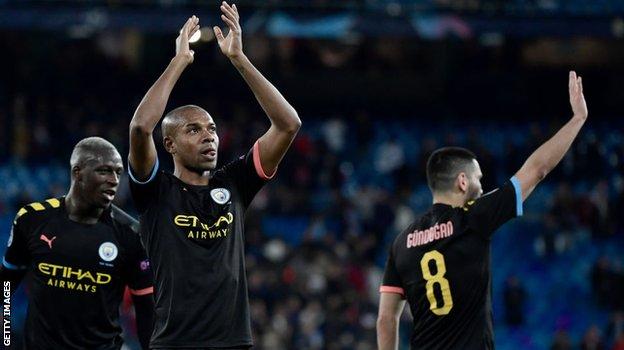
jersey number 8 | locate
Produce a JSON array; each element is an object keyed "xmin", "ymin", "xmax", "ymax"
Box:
[{"xmin": 420, "ymin": 250, "xmax": 453, "ymax": 316}]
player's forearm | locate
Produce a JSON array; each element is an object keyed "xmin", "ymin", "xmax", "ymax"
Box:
[
  {"xmin": 521, "ymin": 116, "xmax": 586, "ymax": 180},
  {"xmin": 130, "ymin": 56, "xmax": 189, "ymax": 134},
  {"xmin": 230, "ymin": 55, "xmax": 301, "ymax": 133},
  {"xmin": 377, "ymin": 318, "xmax": 400, "ymax": 350}
]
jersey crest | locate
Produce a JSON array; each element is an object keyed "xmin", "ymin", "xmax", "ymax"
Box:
[
  {"xmin": 210, "ymin": 188, "xmax": 231, "ymax": 205},
  {"xmin": 98, "ymin": 242, "xmax": 119, "ymax": 262}
]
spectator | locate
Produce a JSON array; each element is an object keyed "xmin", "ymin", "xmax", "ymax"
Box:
[
  {"xmin": 2, "ymin": 25, "xmax": 624, "ymax": 350},
  {"xmin": 580, "ymin": 325, "xmax": 605, "ymax": 350},
  {"xmin": 606, "ymin": 311, "xmax": 624, "ymax": 346},
  {"xmin": 551, "ymin": 330, "xmax": 573, "ymax": 350},
  {"xmin": 592, "ymin": 256, "xmax": 614, "ymax": 308},
  {"xmin": 503, "ymin": 275, "xmax": 526, "ymax": 326},
  {"xmin": 613, "ymin": 334, "xmax": 624, "ymax": 350}
]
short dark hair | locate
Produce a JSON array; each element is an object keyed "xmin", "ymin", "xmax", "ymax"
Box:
[
  {"xmin": 70, "ymin": 137, "xmax": 119, "ymax": 168},
  {"xmin": 426, "ymin": 147, "xmax": 477, "ymax": 193}
]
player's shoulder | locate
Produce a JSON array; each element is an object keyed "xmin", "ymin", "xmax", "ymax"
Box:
[
  {"xmin": 158, "ymin": 170, "xmax": 178, "ymax": 187},
  {"xmin": 130, "ymin": 167, "xmax": 169, "ymax": 187},
  {"xmin": 392, "ymin": 216, "xmax": 425, "ymax": 250},
  {"xmin": 393, "ymin": 206, "xmax": 456, "ymax": 248},
  {"xmin": 109, "ymin": 205, "xmax": 140, "ymax": 234},
  {"xmin": 461, "ymin": 199, "xmax": 478, "ymax": 212},
  {"xmin": 137, "ymin": 170, "xmax": 177, "ymax": 196},
  {"xmin": 462, "ymin": 182, "xmax": 514, "ymax": 213},
  {"xmin": 216, "ymin": 154, "xmax": 245, "ymax": 174},
  {"xmin": 13, "ymin": 197, "xmax": 63, "ymax": 226},
  {"xmin": 106, "ymin": 206, "xmax": 148, "ymax": 256},
  {"xmin": 210, "ymin": 157, "xmax": 247, "ymax": 187}
]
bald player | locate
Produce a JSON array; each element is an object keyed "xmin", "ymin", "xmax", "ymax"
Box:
[
  {"xmin": 1, "ymin": 137, "xmax": 154, "ymax": 349},
  {"xmin": 127, "ymin": 6, "xmax": 300, "ymax": 349}
]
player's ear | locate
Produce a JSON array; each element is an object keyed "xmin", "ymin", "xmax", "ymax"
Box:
[
  {"xmin": 457, "ymin": 172, "xmax": 469, "ymax": 193},
  {"xmin": 163, "ymin": 136, "xmax": 176, "ymax": 155}
]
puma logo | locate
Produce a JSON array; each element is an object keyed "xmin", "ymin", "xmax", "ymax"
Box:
[{"xmin": 40, "ymin": 234, "xmax": 57, "ymax": 249}]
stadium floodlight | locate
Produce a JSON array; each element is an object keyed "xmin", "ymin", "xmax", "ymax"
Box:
[{"xmin": 199, "ymin": 27, "xmax": 215, "ymax": 42}]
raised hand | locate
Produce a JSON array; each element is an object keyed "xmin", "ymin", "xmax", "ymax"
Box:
[
  {"xmin": 176, "ymin": 16, "xmax": 200, "ymax": 64},
  {"xmin": 213, "ymin": 2, "xmax": 243, "ymax": 60},
  {"xmin": 569, "ymin": 71, "xmax": 588, "ymax": 120}
]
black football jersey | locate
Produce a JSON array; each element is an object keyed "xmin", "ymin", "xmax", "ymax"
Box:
[
  {"xmin": 128, "ymin": 141, "xmax": 271, "ymax": 349},
  {"xmin": 381, "ymin": 178, "xmax": 523, "ymax": 350},
  {"xmin": 2, "ymin": 198, "xmax": 153, "ymax": 350}
]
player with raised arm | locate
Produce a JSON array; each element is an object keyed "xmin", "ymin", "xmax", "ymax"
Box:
[
  {"xmin": 127, "ymin": 4, "xmax": 300, "ymax": 349},
  {"xmin": 376, "ymin": 71, "xmax": 588, "ymax": 349},
  {"xmin": 0, "ymin": 137, "xmax": 154, "ymax": 350}
]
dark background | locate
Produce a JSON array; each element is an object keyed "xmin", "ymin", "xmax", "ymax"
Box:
[{"xmin": 1, "ymin": 1, "xmax": 624, "ymax": 349}]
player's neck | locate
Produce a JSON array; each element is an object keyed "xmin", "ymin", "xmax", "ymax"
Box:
[
  {"xmin": 65, "ymin": 190, "xmax": 104, "ymax": 224},
  {"xmin": 174, "ymin": 166, "xmax": 210, "ymax": 186},
  {"xmin": 432, "ymin": 192, "xmax": 467, "ymax": 208}
]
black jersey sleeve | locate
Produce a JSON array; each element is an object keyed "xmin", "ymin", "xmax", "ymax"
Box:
[
  {"xmin": 2, "ymin": 207, "xmax": 32, "ymax": 271},
  {"xmin": 380, "ymin": 246, "xmax": 406, "ymax": 298},
  {"xmin": 128, "ymin": 158, "xmax": 162, "ymax": 214},
  {"xmin": 125, "ymin": 232, "xmax": 153, "ymax": 296},
  {"xmin": 111, "ymin": 206, "xmax": 153, "ymax": 295},
  {"xmin": 221, "ymin": 140, "xmax": 274, "ymax": 208},
  {"xmin": 465, "ymin": 176, "xmax": 523, "ymax": 239}
]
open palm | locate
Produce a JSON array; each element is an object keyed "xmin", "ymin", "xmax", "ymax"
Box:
[
  {"xmin": 175, "ymin": 16, "xmax": 200, "ymax": 64},
  {"xmin": 213, "ymin": 2, "xmax": 243, "ymax": 59},
  {"xmin": 569, "ymin": 71, "xmax": 588, "ymax": 120}
]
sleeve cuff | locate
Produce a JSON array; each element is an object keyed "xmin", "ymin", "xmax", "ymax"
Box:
[
  {"xmin": 128, "ymin": 158, "xmax": 159, "ymax": 185},
  {"xmin": 252, "ymin": 140, "xmax": 276, "ymax": 180},
  {"xmin": 129, "ymin": 286, "xmax": 154, "ymax": 296},
  {"xmin": 2, "ymin": 257, "xmax": 27, "ymax": 270},
  {"xmin": 510, "ymin": 176, "xmax": 523, "ymax": 217},
  {"xmin": 379, "ymin": 285, "xmax": 405, "ymax": 297}
]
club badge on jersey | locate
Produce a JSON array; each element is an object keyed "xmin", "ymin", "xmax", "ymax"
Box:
[
  {"xmin": 210, "ymin": 188, "xmax": 231, "ymax": 205},
  {"xmin": 98, "ymin": 242, "xmax": 118, "ymax": 262}
]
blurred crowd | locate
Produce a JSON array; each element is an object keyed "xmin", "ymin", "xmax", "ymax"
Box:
[
  {"xmin": 4, "ymin": 0, "xmax": 624, "ymax": 14},
  {"xmin": 1, "ymin": 30, "xmax": 624, "ymax": 349},
  {"xmin": 550, "ymin": 314, "xmax": 624, "ymax": 350}
]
